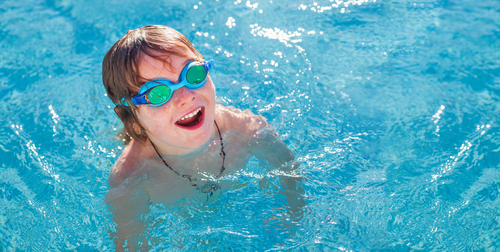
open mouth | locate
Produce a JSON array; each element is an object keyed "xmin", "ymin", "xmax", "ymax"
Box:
[{"xmin": 175, "ymin": 107, "xmax": 205, "ymax": 129}]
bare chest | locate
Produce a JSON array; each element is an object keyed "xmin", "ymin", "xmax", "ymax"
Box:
[{"xmin": 147, "ymin": 135, "xmax": 253, "ymax": 204}]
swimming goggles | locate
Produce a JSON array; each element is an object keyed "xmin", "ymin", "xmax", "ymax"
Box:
[{"xmin": 122, "ymin": 59, "xmax": 215, "ymax": 107}]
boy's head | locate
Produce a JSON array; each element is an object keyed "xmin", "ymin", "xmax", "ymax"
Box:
[{"xmin": 102, "ymin": 25, "xmax": 204, "ymax": 143}]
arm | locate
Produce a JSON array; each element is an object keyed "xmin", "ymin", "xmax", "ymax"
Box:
[
  {"xmin": 106, "ymin": 177, "xmax": 152, "ymax": 251},
  {"xmin": 218, "ymin": 105, "xmax": 306, "ymax": 218},
  {"xmin": 251, "ymin": 134, "xmax": 306, "ymax": 220},
  {"xmin": 239, "ymin": 114, "xmax": 306, "ymax": 220}
]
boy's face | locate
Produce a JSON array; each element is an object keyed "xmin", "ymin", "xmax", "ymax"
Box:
[{"xmin": 135, "ymin": 45, "xmax": 217, "ymax": 155}]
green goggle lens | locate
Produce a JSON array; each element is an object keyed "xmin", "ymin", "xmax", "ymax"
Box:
[
  {"xmin": 186, "ymin": 65, "xmax": 207, "ymax": 85},
  {"xmin": 147, "ymin": 85, "xmax": 171, "ymax": 104}
]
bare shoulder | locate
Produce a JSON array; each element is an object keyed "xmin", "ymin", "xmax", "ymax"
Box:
[
  {"xmin": 216, "ymin": 105, "xmax": 293, "ymax": 168},
  {"xmin": 216, "ymin": 104, "xmax": 269, "ymax": 138},
  {"xmin": 108, "ymin": 139, "xmax": 148, "ymax": 188}
]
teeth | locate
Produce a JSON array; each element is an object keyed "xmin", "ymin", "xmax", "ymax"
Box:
[{"xmin": 179, "ymin": 108, "xmax": 201, "ymax": 121}]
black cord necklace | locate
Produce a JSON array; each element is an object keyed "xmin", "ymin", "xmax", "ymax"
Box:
[{"xmin": 149, "ymin": 120, "xmax": 226, "ymax": 197}]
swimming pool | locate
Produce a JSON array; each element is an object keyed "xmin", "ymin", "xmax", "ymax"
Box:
[{"xmin": 1, "ymin": 0, "xmax": 499, "ymax": 250}]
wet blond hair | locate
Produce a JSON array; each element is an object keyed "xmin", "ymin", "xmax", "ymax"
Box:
[{"xmin": 102, "ymin": 25, "xmax": 203, "ymax": 144}]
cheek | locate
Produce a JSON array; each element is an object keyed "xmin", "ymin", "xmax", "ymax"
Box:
[
  {"xmin": 208, "ymin": 77, "xmax": 216, "ymax": 94},
  {"xmin": 136, "ymin": 106, "xmax": 171, "ymax": 131},
  {"xmin": 203, "ymin": 78, "xmax": 216, "ymax": 102}
]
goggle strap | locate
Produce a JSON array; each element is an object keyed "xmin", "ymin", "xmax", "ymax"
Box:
[
  {"xmin": 204, "ymin": 60, "xmax": 215, "ymax": 72},
  {"xmin": 131, "ymin": 93, "xmax": 148, "ymax": 105}
]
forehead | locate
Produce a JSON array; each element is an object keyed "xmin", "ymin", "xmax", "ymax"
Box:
[{"xmin": 137, "ymin": 44, "xmax": 198, "ymax": 81}]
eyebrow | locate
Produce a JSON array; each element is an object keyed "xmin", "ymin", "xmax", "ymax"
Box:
[
  {"xmin": 181, "ymin": 58, "xmax": 195, "ymax": 68},
  {"xmin": 137, "ymin": 57, "xmax": 197, "ymax": 84}
]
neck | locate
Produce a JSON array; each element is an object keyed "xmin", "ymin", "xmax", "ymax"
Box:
[
  {"xmin": 147, "ymin": 120, "xmax": 226, "ymax": 178},
  {"xmin": 149, "ymin": 137, "xmax": 212, "ymax": 158}
]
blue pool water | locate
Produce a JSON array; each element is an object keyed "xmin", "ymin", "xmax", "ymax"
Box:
[{"xmin": 1, "ymin": 0, "xmax": 500, "ymax": 250}]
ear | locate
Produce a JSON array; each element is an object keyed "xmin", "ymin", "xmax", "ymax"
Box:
[
  {"xmin": 114, "ymin": 106, "xmax": 122, "ymax": 120},
  {"xmin": 132, "ymin": 123, "xmax": 143, "ymax": 134}
]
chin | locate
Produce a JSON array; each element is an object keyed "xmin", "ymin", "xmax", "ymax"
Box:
[{"xmin": 176, "ymin": 106, "xmax": 216, "ymax": 147}]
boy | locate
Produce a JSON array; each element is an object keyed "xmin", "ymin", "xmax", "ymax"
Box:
[{"xmin": 103, "ymin": 25, "xmax": 303, "ymax": 251}]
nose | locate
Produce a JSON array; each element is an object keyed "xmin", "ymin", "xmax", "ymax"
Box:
[{"xmin": 171, "ymin": 87, "xmax": 196, "ymax": 108}]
